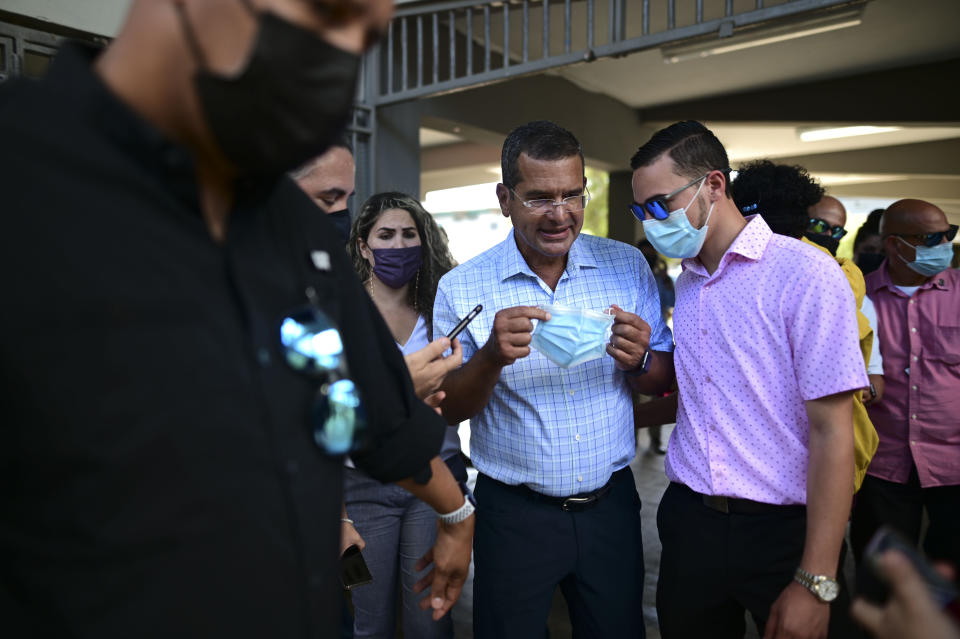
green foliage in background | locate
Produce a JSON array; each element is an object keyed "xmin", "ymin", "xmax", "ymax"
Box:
[{"xmin": 583, "ymin": 166, "xmax": 609, "ymax": 238}]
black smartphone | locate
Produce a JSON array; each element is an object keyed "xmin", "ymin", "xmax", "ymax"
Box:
[
  {"xmin": 857, "ymin": 525, "xmax": 958, "ymax": 608},
  {"xmin": 340, "ymin": 544, "xmax": 373, "ymax": 590},
  {"xmin": 446, "ymin": 304, "xmax": 482, "ymax": 341}
]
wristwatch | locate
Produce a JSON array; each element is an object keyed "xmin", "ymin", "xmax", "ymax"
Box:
[
  {"xmin": 793, "ymin": 567, "xmax": 839, "ymax": 603},
  {"xmin": 438, "ymin": 482, "xmax": 476, "ymax": 525},
  {"xmin": 624, "ymin": 350, "xmax": 651, "ymax": 377}
]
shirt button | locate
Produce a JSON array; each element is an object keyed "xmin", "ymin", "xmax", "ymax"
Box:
[
  {"xmin": 256, "ymin": 347, "xmax": 272, "ymax": 367},
  {"xmin": 913, "ymin": 355, "xmax": 919, "ymax": 361},
  {"xmin": 285, "ymin": 459, "xmax": 299, "ymax": 475},
  {"xmin": 911, "ymin": 327, "xmax": 917, "ymax": 333},
  {"xmin": 909, "ymin": 299, "xmax": 915, "ymax": 305},
  {"xmin": 575, "ymin": 434, "xmax": 581, "ymax": 442},
  {"xmin": 568, "ymin": 390, "xmax": 575, "ymax": 396},
  {"xmin": 911, "ymin": 414, "xmax": 917, "ymax": 420},
  {"xmin": 911, "ymin": 440, "xmax": 917, "ymax": 446},
  {"xmin": 701, "ymin": 329, "xmax": 708, "ymax": 335},
  {"xmin": 912, "ymin": 385, "xmax": 918, "ymax": 391},
  {"xmin": 704, "ymin": 376, "xmax": 711, "ymax": 384},
  {"xmin": 577, "ymin": 475, "xmax": 583, "ymax": 482}
]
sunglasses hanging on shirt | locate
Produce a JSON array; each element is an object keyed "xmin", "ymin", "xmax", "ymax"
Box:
[{"xmin": 279, "ymin": 286, "xmax": 365, "ymax": 455}]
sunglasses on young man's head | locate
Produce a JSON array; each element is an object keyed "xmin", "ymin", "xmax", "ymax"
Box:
[
  {"xmin": 807, "ymin": 217, "xmax": 848, "ymax": 240},
  {"xmin": 629, "ymin": 174, "xmax": 707, "ymax": 222},
  {"xmin": 280, "ymin": 288, "xmax": 365, "ymax": 455},
  {"xmin": 887, "ymin": 224, "xmax": 958, "ymax": 248}
]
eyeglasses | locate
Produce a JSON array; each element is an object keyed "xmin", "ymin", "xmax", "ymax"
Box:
[
  {"xmin": 887, "ymin": 224, "xmax": 958, "ymax": 248},
  {"xmin": 280, "ymin": 287, "xmax": 364, "ymax": 455},
  {"xmin": 629, "ymin": 174, "xmax": 706, "ymax": 222},
  {"xmin": 807, "ymin": 217, "xmax": 848, "ymax": 240},
  {"xmin": 510, "ymin": 187, "xmax": 590, "ymax": 214}
]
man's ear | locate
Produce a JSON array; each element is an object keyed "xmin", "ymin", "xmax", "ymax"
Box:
[
  {"xmin": 706, "ymin": 170, "xmax": 726, "ymax": 202},
  {"xmin": 885, "ymin": 234, "xmax": 913, "ymax": 262},
  {"xmin": 496, "ymin": 183, "xmax": 511, "ymax": 219}
]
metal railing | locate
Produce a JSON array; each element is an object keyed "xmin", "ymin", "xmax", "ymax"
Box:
[{"xmin": 368, "ymin": 0, "xmax": 862, "ymax": 105}]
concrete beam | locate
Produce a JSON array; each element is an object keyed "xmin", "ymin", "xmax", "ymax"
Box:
[
  {"xmin": 639, "ymin": 58, "xmax": 960, "ymax": 124},
  {"xmin": 763, "ymin": 138, "xmax": 960, "ymax": 175},
  {"xmin": 420, "ymin": 73, "xmax": 658, "ymax": 172}
]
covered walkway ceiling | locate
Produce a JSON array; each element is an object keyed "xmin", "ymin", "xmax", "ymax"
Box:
[{"xmin": 418, "ymin": 0, "xmax": 960, "ymax": 221}]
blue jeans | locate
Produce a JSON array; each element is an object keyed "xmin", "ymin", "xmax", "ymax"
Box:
[{"xmin": 344, "ymin": 468, "xmax": 454, "ymax": 639}]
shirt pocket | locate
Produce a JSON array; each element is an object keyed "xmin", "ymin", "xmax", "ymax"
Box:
[{"xmin": 929, "ymin": 325, "xmax": 960, "ymax": 366}]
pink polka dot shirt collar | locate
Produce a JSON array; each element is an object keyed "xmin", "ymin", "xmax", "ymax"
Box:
[{"xmin": 666, "ymin": 215, "xmax": 868, "ymax": 505}]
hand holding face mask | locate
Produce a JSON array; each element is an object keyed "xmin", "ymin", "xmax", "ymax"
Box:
[
  {"xmin": 605, "ymin": 304, "xmax": 653, "ymax": 372},
  {"xmin": 482, "ymin": 306, "xmax": 553, "ymax": 367}
]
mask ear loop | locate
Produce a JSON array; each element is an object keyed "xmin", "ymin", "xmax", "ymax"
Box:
[{"xmin": 172, "ymin": 1, "xmax": 209, "ymax": 69}]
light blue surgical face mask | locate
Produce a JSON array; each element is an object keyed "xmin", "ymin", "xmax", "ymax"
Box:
[
  {"xmin": 641, "ymin": 178, "xmax": 714, "ymax": 259},
  {"xmin": 896, "ymin": 236, "xmax": 953, "ymax": 277},
  {"xmin": 531, "ymin": 305, "xmax": 615, "ymax": 368}
]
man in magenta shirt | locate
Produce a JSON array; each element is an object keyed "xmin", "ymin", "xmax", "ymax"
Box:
[
  {"xmin": 629, "ymin": 121, "xmax": 867, "ymax": 639},
  {"xmin": 851, "ymin": 199, "xmax": 960, "ymax": 567}
]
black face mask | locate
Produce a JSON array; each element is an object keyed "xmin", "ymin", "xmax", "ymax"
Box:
[
  {"xmin": 856, "ymin": 252, "xmax": 886, "ymax": 275},
  {"xmin": 326, "ymin": 208, "xmax": 352, "ymax": 244},
  {"xmin": 176, "ymin": 0, "xmax": 360, "ymax": 178},
  {"xmin": 804, "ymin": 231, "xmax": 841, "ymax": 256}
]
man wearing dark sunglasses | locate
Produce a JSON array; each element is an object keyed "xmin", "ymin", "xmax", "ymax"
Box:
[
  {"xmin": 632, "ymin": 121, "xmax": 866, "ymax": 639},
  {"xmin": 0, "ymin": 1, "xmax": 474, "ymax": 637},
  {"xmin": 806, "ymin": 195, "xmax": 849, "ymax": 257},
  {"xmin": 851, "ymin": 199, "xmax": 960, "ymax": 572}
]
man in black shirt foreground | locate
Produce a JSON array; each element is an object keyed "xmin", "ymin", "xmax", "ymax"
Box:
[{"xmin": 0, "ymin": 0, "xmax": 473, "ymax": 636}]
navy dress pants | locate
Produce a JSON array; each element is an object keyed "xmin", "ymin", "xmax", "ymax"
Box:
[{"xmin": 472, "ymin": 468, "xmax": 645, "ymax": 639}]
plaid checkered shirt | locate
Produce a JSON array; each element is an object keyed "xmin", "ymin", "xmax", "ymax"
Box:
[{"xmin": 434, "ymin": 230, "xmax": 674, "ymax": 497}]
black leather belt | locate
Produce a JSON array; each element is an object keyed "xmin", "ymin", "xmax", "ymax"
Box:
[
  {"xmin": 489, "ymin": 468, "xmax": 627, "ymax": 512},
  {"xmin": 675, "ymin": 483, "xmax": 805, "ymax": 516}
]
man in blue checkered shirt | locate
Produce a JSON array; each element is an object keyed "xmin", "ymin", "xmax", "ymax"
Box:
[{"xmin": 434, "ymin": 121, "xmax": 674, "ymax": 638}]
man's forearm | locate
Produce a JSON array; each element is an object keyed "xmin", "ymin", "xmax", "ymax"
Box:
[
  {"xmin": 397, "ymin": 456, "xmax": 465, "ymax": 513},
  {"xmin": 801, "ymin": 393, "xmax": 855, "ymax": 576},
  {"xmin": 438, "ymin": 346, "xmax": 502, "ymax": 424},
  {"xmin": 634, "ymin": 392, "xmax": 678, "ymax": 429},
  {"xmin": 627, "ymin": 350, "xmax": 675, "ymax": 395}
]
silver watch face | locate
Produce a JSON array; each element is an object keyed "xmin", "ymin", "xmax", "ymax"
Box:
[{"xmin": 816, "ymin": 578, "xmax": 839, "ymax": 602}]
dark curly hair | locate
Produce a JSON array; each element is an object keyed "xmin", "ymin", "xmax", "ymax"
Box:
[
  {"xmin": 731, "ymin": 160, "xmax": 824, "ymax": 239},
  {"xmin": 347, "ymin": 192, "xmax": 456, "ymax": 335}
]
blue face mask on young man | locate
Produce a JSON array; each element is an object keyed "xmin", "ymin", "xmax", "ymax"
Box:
[
  {"xmin": 896, "ymin": 237, "xmax": 953, "ymax": 276},
  {"xmin": 642, "ymin": 177, "xmax": 715, "ymax": 259},
  {"xmin": 530, "ymin": 305, "xmax": 615, "ymax": 368}
]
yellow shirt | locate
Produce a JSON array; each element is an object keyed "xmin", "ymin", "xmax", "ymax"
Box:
[{"xmin": 802, "ymin": 237, "xmax": 879, "ymax": 491}]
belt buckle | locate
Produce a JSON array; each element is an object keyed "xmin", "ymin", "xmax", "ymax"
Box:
[
  {"xmin": 703, "ymin": 495, "xmax": 729, "ymax": 514},
  {"xmin": 561, "ymin": 496, "xmax": 592, "ymax": 512}
]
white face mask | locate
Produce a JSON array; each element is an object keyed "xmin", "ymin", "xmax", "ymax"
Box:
[{"xmin": 641, "ymin": 178, "xmax": 714, "ymax": 259}]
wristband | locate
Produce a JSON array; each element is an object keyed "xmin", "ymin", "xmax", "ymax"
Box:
[{"xmin": 624, "ymin": 350, "xmax": 652, "ymax": 377}]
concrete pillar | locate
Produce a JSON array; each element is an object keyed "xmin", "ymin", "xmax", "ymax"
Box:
[
  {"xmin": 372, "ymin": 101, "xmax": 421, "ymax": 201},
  {"xmin": 607, "ymin": 170, "xmax": 640, "ymax": 246}
]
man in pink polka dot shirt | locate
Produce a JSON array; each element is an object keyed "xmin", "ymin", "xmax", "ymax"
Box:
[{"xmin": 629, "ymin": 121, "xmax": 868, "ymax": 639}]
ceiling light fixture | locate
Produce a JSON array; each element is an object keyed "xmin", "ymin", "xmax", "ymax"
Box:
[
  {"xmin": 662, "ymin": 8, "xmax": 863, "ymax": 64},
  {"xmin": 798, "ymin": 126, "xmax": 902, "ymax": 142}
]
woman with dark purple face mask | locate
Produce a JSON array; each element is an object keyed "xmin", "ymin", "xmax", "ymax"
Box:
[{"xmin": 344, "ymin": 192, "xmax": 464, "ymax": 639}]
